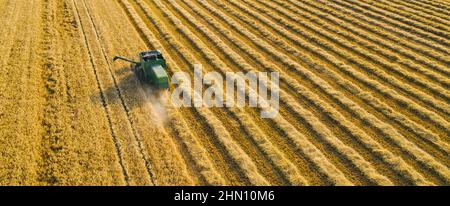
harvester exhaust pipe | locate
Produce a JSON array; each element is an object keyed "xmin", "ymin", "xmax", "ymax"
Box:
[{"xmin": 113, "ymin": 56, "xmax": 140, "ymax": 64}]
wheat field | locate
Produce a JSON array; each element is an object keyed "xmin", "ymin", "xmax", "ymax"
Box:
[{"xmin": 0, "ymin": 0, "xmax": 449, "ymax": 185}]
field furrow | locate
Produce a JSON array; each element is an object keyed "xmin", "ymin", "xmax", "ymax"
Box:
[{"xmin": 170, "ymin": 0, "xmax": 376, "ymax": 186}]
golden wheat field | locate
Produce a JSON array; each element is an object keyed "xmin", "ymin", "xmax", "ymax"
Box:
[{"xmin": 0, "ymin": 0, "xmax": 449, "ymax": 186}]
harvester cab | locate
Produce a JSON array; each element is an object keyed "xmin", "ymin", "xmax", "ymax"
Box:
[{"xmin": 113, "ymin": 50, "xmax": 170, "ymax": 90}]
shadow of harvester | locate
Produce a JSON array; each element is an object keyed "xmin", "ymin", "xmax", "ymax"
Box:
[{"xmin": 90, "ymin": 67, "xmax": 168, "ymax": 120}]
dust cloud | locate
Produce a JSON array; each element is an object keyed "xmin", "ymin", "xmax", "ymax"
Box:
[{"xmin": 143, "ymin": 87, "xmax": 170, "ymax": 126}]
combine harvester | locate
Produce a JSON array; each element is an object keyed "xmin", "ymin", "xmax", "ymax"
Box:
[{"xmin": 113, "ymin": 50, "xmax": 170, "ymax": 90}]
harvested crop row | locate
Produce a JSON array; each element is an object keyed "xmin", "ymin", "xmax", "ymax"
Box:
[
  {"xmin": 41, "ymin": 0, "xmax": 77, "ymax": 185},
  {"xmin": 241, "ymin": 1, "xmax": 445, "ymax": 150},
  {"xmin": 415, "ymin": 0, "xmax": 450, "ymax": 7},
  {"xmin": 237, "ymin": 0, "xmax": 450, "ymax": 144},
  {"xmin": 243, "ymin": 0, "xmax": 450, "ymax": 117},
  {"xmin": 143, "ymin": 0, "xmax": 281, "ymax": 185},
  {"xmin": 166, "ymin": 33, "xmax": 306, "ymax": 185},
  {"xmin": 183, "ymin": 88, "xmax": 270, "ymax": 185},
  {"xmin": 420, "ymin": 0, "xmax": 450, "ymax": 6},
  {"xmin": 167, "ymin": 106, "xmax": 227, "ymax": 185},
  {"xmin": 248, "ymin": 0, "xmax": 450, "ymax": 124},
  {"xmin": 191, "ymin": 0, "xmax": 436, "ymax": 185},
  {"xmin": 407, "ymin": 0, "xmax": 450, "ymax": 14},
  {"xmin": 149, "ymin": 0, "xmax": 287, "ymax": 185},
  {"xmin": 338, "ymin": 0, "xmax": 450, "ymax": 40},
  {"xmin": 264, "ymin": 0, "xmax": 450, "ymax": 139},
  {"xmin": 214, "ymin": 0, "xmax": 450, "ymax": 147},
  {"xmin": 221, "ymin": 0, "xmax": 450, "ymax": 135},
  {"xmin": 164, "ymin": 0, "xmax": 397, "ymax": 185},
  {"xmin": 300, "ymin": 0, "xmax": 450, "ymax": 62},
  {"xmin": 211, "ymin": 0, "xmax": 450, "ymax": 182},
  {"xmin": 270, "ymin": 0, "xmax": 449, "ymax": 87},
  {"xmin": 329, "ymin": 0, "xmax": 450, "ymax": 47},
  {"xmin": 145, "ymin": 0, "xmax": 358, "ymax": 185},
  {"xmin": 193, "ymin": 0, "xmax": 433, "ymax": 185},
  {"xmin": 389, "ymin": 0, "xmax": 450, "ymax": 24},
  {"xmin": 253, "ymin": 0, "xmax": 450, "ymax": 102},
  {"xmin": 358, "ymin": 0, "xmax": 450, "ymax": 31}
]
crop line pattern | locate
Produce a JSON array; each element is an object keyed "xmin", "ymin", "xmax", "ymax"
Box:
[
  {"xmin": 217, "ymin": 0, "xmax": 450, "ymax": 136},
  {"xmin": 210, "ymin": 0, "xmax": 450, "ymax": 182},
  {"xmin": 270, "ymin": 0, "xmax": 450, "ymax": 87},
  {"xmin": 163, "ymin": 0, "xmax": 400, "ymax": 185},
  {"xmin": 190, "ymin": 0, "xmax": 439, "ymax": 185},
  {"xmin": 142, "ymin": 0, "xmax": 356, "ymax": 185}
]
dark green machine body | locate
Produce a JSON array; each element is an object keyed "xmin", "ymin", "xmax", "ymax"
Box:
[{"xmin": 113, "ymin": 50, "xmax": 169, "ymax": 89}]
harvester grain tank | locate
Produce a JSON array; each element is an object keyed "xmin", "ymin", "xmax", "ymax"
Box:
[{"xmin": 113, "ymin": 50, "xmax": 170, "ymax": 89}]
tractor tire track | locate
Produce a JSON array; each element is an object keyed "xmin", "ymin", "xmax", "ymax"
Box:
[
  {"xmin": 76, "ymin": 0, "xmax": 156, "ymax": 186},
  {"xmin": 71, "ymin": 0, "xmax": 129, "ymax": 185}
]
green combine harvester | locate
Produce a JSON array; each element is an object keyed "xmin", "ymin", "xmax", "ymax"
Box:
[{"xmin": 113, "ymin": 50, "xmax": 170, "ymax": 90}]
